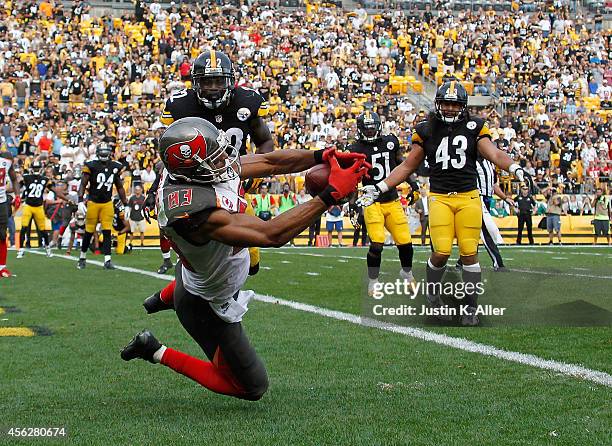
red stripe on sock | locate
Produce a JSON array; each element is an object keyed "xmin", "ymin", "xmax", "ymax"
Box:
[
  {"xmin": 161, "ymin": 348, "xmax": 245, "ymax": 397},
  {"xmin": 159, "ymin": 280, "xmax": 175, "ymax": 304},
  {"xmin": 0, "ymin": 239, "xmax": 7, "ymax": 266},
  {"xmin": 160, "ymin": 235, "xmax": 171, "ymax": 253}
]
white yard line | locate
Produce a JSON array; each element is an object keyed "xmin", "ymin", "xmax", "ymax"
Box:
[
  {"xmin": 274, "ymin": 250, "xmax": 612, "ymax": 280},
  {"xmin": 28, "ymin": 250, "xmax": 612, "ymax": 388}
]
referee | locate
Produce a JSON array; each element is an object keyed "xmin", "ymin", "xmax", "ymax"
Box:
[{"xmin": 458, "ymin": 156, "xmax": 514, "ymax": 271}]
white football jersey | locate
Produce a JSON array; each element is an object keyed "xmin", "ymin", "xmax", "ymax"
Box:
[{"xmin": 0, "ymin": 156, "xmax": 13, "ymax": 203}]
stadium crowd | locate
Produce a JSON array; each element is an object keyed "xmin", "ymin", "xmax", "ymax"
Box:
[{"xmin": 0, "ymin": 0, "xmax": 609, "ymax": 248}]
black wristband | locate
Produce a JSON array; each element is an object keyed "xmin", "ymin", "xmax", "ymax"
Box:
[
  {"xmin": 313, "ymin": 149, "xmax": 325, "ymax": 164},
  {"xmin": 318, "ymin": 185, "xmax": 337, "ymax": 207}
]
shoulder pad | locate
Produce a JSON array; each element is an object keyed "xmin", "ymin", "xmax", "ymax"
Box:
[
  {"xmin": 158, "ymin": 182, "xmax": 217, "ymax": 227},
  {"xmin": 413, "ymin": 121, "xmax": 430, "ymax": 145},
  {"xmin": 234, "ymin": 87, "xmax": 266, "ymax": 117}
]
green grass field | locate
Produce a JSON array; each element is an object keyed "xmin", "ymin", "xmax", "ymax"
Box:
[{"xmin": 1, "ymin": 246, "xmax": 611, "ymax": 445}]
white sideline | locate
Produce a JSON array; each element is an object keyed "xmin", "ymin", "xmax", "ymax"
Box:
[{"xmin": 28, "ymin": 250, "xmax": 612, "ymax": 388}]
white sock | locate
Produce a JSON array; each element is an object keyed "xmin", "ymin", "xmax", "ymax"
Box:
[
  {"xmin": 152, "ymin": 345, "xmax": 167, "ymax": 364},
  {"xmin": 104, "ymin": 255, "xmax": 111, "ymax": 262},
  {"xmin": 79, "ymin": 251, "xmax": 87, "ymax": 260},
  {"xmin": 0, "ymin": 265, "xmax": 5, "ymax": 270},
  {"xmin": 162, "ymin": 252, "xmax": 171, "ymax": 260},
  {"xmin": 462, "ymin": 263, "xmax": 481, "ymax": 273}
]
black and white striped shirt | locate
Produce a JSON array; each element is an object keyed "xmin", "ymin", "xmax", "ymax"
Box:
[{"xmin": 476, "ymin": 157, "xmax": 496, "ymax": 197}]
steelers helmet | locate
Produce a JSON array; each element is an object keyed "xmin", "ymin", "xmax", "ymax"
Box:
[
  {"xmin": 356, "ymin": 111, "xmax": 382, "ymax": 142},
  {"xmin": 191, "ymin": 50, "xmax": 235, "ymax": 109},
  {"xmin": 96, "ymin": 144, "xmax": 112, "ymax": 161},
  {"xmin": 158, "ymin": 117, "xmax": 240, "ymax": 185},
  {"xmin": 30, "ymin": 160, "xmax": 44, "ymax": 175},
  {"xmin": 434, "ymin": 80, "xmax": 468, "ymax": 124}
]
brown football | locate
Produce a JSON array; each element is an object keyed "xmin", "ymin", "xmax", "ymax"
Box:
[{"xmin": 305, "ymin": 163, "xmax": 330, "ymax": 196}]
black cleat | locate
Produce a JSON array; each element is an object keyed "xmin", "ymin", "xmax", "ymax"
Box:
[
  {"xmin": 77, "ymin": 259, "xmax": 86, "ymax": 269},
  {"xmin": 461, "ymin": 306, "xmax": 480, "ymax": 326},
  {"xmin": 143, "ymin": 291, "xmax": 174, "ymax": 314},
  {"xmin": 103, "ymin": 260, "xmax": 116, "ymax": 270},
  {"xmin": 426, "ymin": 294, "xmax": 453, "ymax": 322},
  {"xmin": 120, "ymin": 330, "xmax": 162, "ymax": 363},
  {"xmin": 493, "ymin": 266, "xmax": 508, "ymax": 272},
  {"xmin": 157, "ymin": 259, "xmax": 173, "ymax": 274}
]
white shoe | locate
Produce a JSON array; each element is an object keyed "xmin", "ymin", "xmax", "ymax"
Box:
[
  {"xmin": 16, "ymin": 249, "xmax": 24, "ymax": 259},
  {"xmin": 399, "ymin": 269, "xmax": 415, "ymax": 284},
  {"xmin": 368, "ymin": 278, "xmax": 380, "ymax": 297},
  {"xmin": 45, "ymin": 246, "xmax": 53, "ymax": 258}
]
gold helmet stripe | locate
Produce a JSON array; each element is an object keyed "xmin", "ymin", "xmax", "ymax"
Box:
[
  {"xmin": 210, "ymin": 50, "xmax": 217, "ymax": 69},
  {"xmin": 448, "ymin": 81, "xmax": 456, "ymax": 96}
]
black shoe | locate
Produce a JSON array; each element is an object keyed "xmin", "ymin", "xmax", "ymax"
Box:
[
  {"xmin": 103, "ymin": 260, "xmax": 116, "ymax": 270},
  {"xmin": 461, "ymin": 306, "xmax": 480, "ymax": 326},
  {"xmin": 120, "ymin": 330, "xmax": 162, "ymax": 363},
  {"xmin": 157, "ymin": 259, "xmax": 173, "ymax": 274},
  {"xmin": 143, "ymin": 291, "xmax": 174, "ymax": 314},
  {"xmin": 77, "ymin": 259, "xmax": 86, "ymax": 269},
  {"xmin": 493, "ymin": 266, "xmax": 508, "ymax": 272}
]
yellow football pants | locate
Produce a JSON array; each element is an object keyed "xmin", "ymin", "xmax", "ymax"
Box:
[
  {"xmin": 20, "ymin": 205, "xmax": 47, "ymax": 231},
  {"xmin": 363, "ymin": 200, "xmax": 412, "ymax": 245},
  {"xmin": 86, "ymin": 201, "xmax": 114, "ymax": 232},
  {"xmin": 428, "ymin": 190, "xmax": 482, "ymax": 257}
]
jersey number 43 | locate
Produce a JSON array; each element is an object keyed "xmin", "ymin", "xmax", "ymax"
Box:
[{"xmin": 435, "ymin": 135, "xmax": 468, "ymax": 170}]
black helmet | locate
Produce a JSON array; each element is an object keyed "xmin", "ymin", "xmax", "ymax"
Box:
[
  {"xmin": 435, "ymin": 80, "xmax": 468, "ymax": 124},
  {"xmin": 96, "ymin": 145, "xmax": 112, "ymax": 161},
  {"xmin": 30, "ymin": 160, "xmax": 43, "ymax": 175},
  {"xmin": 158, "ymin": 117, "xmax": 240, "ymax": 185},
  {"xmin": 191, "ymin": 50, "xmax": 235, "ymax": 109},
  {"xmin": 356, "ymin": 111, "xmax": 382, "ymax": 142}
]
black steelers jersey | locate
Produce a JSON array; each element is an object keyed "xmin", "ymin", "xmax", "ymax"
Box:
[
  {"xmin": 22, "ymin": 174, "xmax": 52, "ymax": 207},
  {"xmin": 412, "ymin": 116, "xmax": 492, "ymax": 194},
  {"xmin": 347, "ymin": 134, "xmax": 402, "ymax": 203},
  {"xmin": 83, "ymin": 160, "xmax": 124, "ymax": 203},
  {"xmin": 113, "ymin": 201, "xmax": 127, "ymax": 232},
  {"xmin": 160, "ymin": 87, "xmax": 269, "ymax": 155}
]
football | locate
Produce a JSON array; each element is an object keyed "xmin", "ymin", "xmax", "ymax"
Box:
[{"xmin": 305, "ymin": 163, "xmax": 330, "ymax": 196}]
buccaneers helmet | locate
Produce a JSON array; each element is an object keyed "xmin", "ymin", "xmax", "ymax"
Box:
[
  {"xmin": 191, "ymin": 50, "xmax": 235, "ymax": 109},
  {"xmin": 434, "ymin": 80, "xmax": 468, "ymax": 124},
  {"xmin": 356, "ymin": 111, "xmax": 382, "ymax": 142},
  {"xmin": 158, "ymin": 117, "xmax": 240, "ymax": 185},
  {"xmin": 96, "ymin": 145, "xmax": 112, "ymax": 161}
]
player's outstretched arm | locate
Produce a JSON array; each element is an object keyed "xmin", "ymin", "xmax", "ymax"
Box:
[
  {"xmin": 250, "ymin": 117, "xmax": 275, "ymax": 154},
  {"xmin": 477, "ymin": 138, "xmax": 525, "ymax": 181},
  {"xmin": 202, "ymin": 198, "xmax": 328, "ymax": 248},
  {"xmin": 357, "ymin": 144, "xmax": 424, "ymax": 207},
  {"xmin": 240, "ymin": 148, "xmax": 365, "ymax": 179},
  {"xmin": 205, "ymin": 154, "xmax": 369, "ymax": 247}
]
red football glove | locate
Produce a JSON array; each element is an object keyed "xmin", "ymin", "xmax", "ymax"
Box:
[
  {"xmin": 321, "ymin": 147, "xmax": 366, "ymax": 168},
  {"xmin": 13, "ymin": 196, "xmax": 21, "ymax": 210},
  {"xmin": 319, "ymin": 155, "xmax": 370, "ymax": 205}
]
